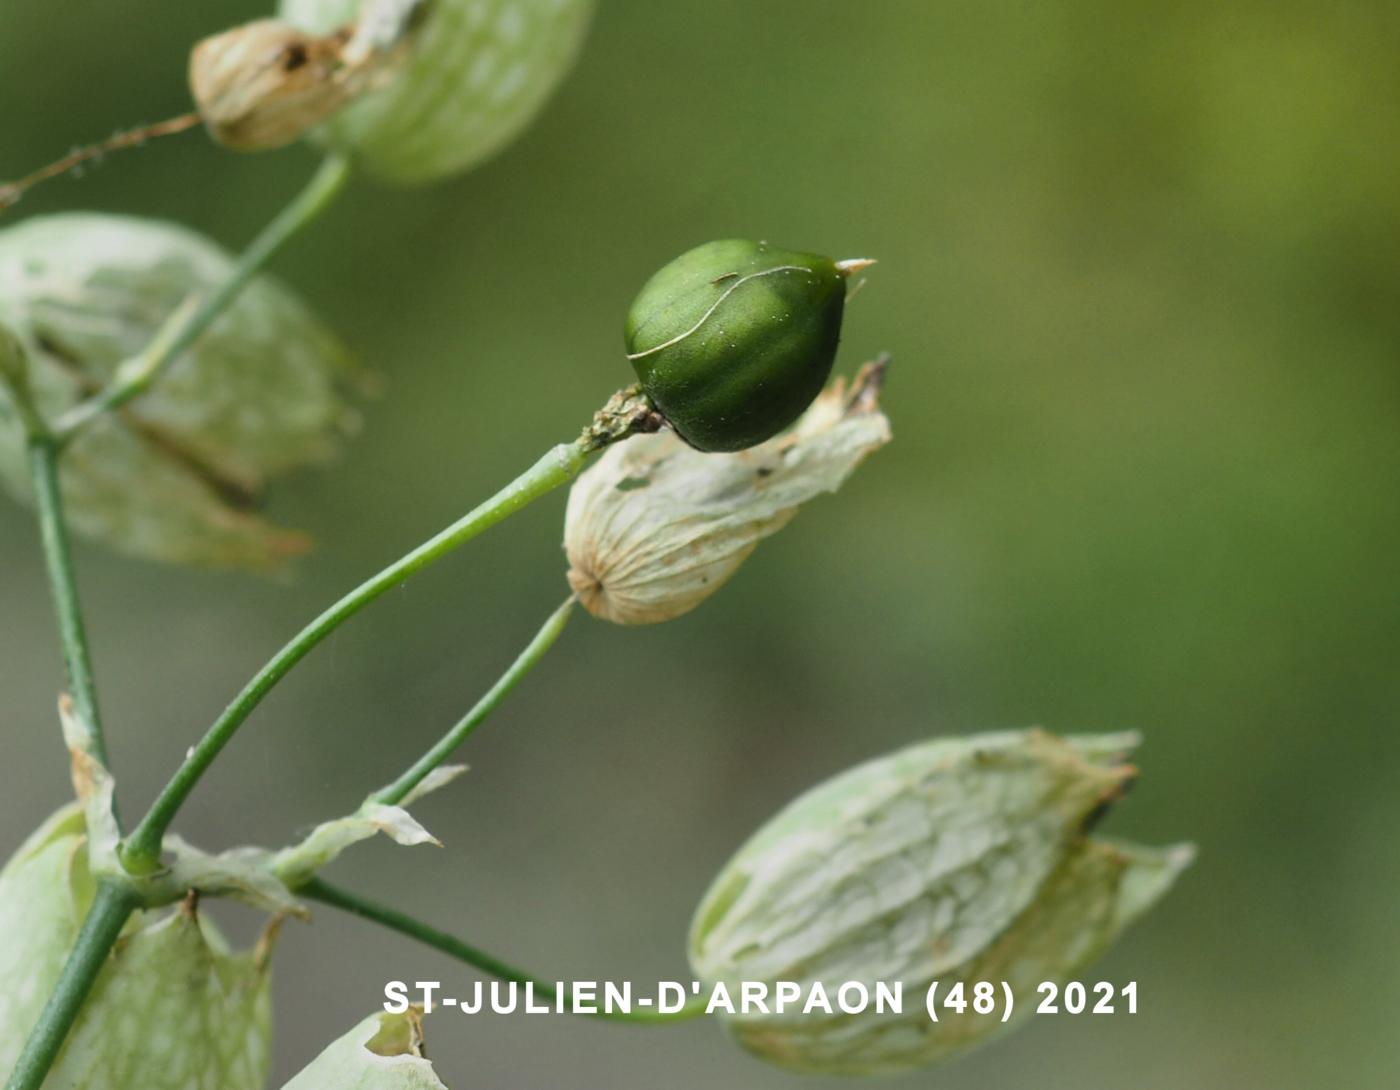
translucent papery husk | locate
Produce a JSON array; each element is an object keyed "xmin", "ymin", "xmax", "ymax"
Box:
[
  {"xmin": 0, "ymin": 212, "xmax": 368, "ymax": 570},
  {"xmin": 0, "ymin": 805, "xmax": 274, "ymax": 1090},
  {"xmin": 279, "ymin": 1010, "xmax": 448, "ymax": 1089},
  {"xmin": 688, "ymin": 729, "xmax": 1193, "ymax": 1075},
  {"xmin": 279, "ymin": 0, "xmax": 595, "ymax": 185},
  {"xmin": 564, "ymin": 360, "xmax": 892, "ymax": 624},
  {"xmin": 190, "ymin": 19, "xmax": 363, "ymax": 152}
]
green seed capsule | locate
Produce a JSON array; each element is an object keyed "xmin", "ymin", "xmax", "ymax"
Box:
[{"xmin": 625, "ymin": 240, "xmax": 865, "ymax": 452}]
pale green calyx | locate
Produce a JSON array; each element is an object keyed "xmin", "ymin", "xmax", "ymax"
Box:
[
  {"xmin": 279, "ymin": 0, "xmax": 595, "ymax": 184},
  {"xmin": 0, "ymin": 212, "xmax": 368, "ymax": 570},
  {"xmin": 687, "ymin": 728, "xmax": 1194, "ymax": 1075},
  {"xmin": 565, "ymin": 359, "xmax": 892, "ymax": 624},
  {"xmin": 279, "ymin": 1010, "xmax": 448, "ymax": 1089},
  {"xmin": 0, "ymin": 806, "xmax": 274, "ymax": 1090}
]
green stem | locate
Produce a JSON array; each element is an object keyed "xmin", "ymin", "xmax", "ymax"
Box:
[
  {"xmin": 3, "ymin": 881, "xmax": 139, "ymax": 1090},
  {"xmin": 52, "ymin": 153, "xmax": 353, "ymax": 441},
  {"xmin": 27, "ymin": 436, "xmax": 112, "ymax": 776},
  {"xmin": 121, "ymin": 440, "xmax": 591, "ymax": 873},
  {"xmin": 371, "ymin": 595, "xmax": 577, "ymax": 807},
  {"xmin": 301, "ymin": 877, "xmax": 707, "ymax": 1025}
]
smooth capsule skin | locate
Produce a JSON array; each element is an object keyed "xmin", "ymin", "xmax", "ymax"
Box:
[{"xmin": 625, "ymin": 240, "xmax": 847, "ymax": 452}]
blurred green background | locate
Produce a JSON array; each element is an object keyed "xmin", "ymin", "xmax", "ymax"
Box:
[{"xmin": 2, "ymin": 1, "xmax": 1398, "ymax": 1087}]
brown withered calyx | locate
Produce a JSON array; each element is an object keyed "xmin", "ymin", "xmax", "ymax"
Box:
[{"xmin": 189, "ymin": 19, "xmax": 357, "ymax": 152}]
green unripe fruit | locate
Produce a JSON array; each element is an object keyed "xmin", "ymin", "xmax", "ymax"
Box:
[{"xmin": 626, "ymin": 240, "xmax": 867, "ymax": 452}]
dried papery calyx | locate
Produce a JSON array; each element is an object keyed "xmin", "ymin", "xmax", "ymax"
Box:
[
  {"xmin": 625, "ymin": 239, "xmax": 874, "ymax": 452},
  {"xmin": 279, "ymin": 1010, "xmax": 448, "ymax": 1089},
  {"xmin": 279, "ymin": 0, "xmax": 595, "ymax": 184},
  {"xmin": 688, "ymin": 729, "xmax": 1194, "ymax": 1075},
  {"xmin": 190, "ymin": 2, "xmax": 428, "ymax": 152},
  {"xmin": 191, "ymin": 19, "xmax": 359, "ymax": 152},
  {"xmin": 0, "ymin": 213, "xmax": 369, "ymax": 570},
  {"xmin": 565, "ymin": 359, "xmax": 891, "ymax": 625},
  {"xmin": 0, "ymin": 806, "xmax": 274, "ymax": 1090}
]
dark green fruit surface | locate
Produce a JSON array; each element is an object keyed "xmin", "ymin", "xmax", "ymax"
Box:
[{"xmin": 625, "ymin": 239, "xmax": 847, "ymax": 452}]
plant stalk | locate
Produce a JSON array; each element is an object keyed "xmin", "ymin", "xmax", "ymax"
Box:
[
  {"xmin": 3, "ymin": 881, "xmax": 139, "ymax": 1090},
  {"xmin": 121, "ymin": 440, "xmax": 592, "ymax": 873},
  {"xmin": 301, "ymin": 877, "xmax": 707, "ymax": 1024},
  {"xmin": 53, "ymin": 153, "xmax": 353, "ymax": 441},
  {"xmin": 26, "ymin": 437, "xmax": 112, "ymax": 776},
  {"xmin": 371, "ymin": 595, "xmax": 577, "ymax": 807}
]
